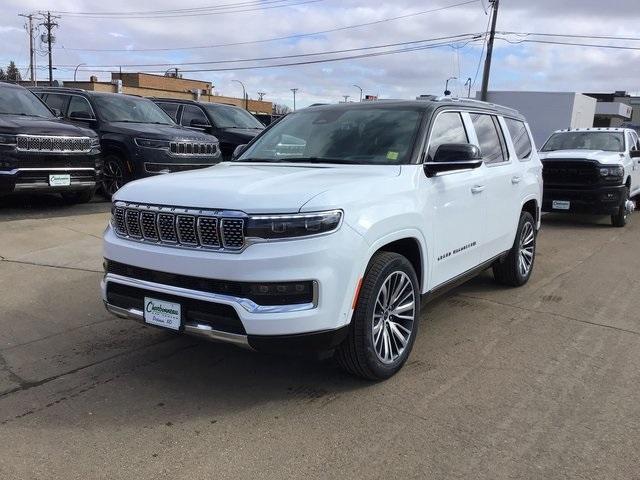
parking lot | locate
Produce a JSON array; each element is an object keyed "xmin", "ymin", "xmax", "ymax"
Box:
[{"xmin": 0, "ymin": 199, "xmax": 637, "ymax": 479}]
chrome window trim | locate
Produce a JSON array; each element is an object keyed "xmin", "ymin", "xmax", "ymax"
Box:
[{"xmin": 104, "ymin": 273, "xmax": 318, "ymax": 313}]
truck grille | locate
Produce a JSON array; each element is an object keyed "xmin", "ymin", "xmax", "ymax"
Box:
[
  {"xmin": 542, "ymin": 160, "xmax": 600, "ymax": 187},
  {"xmin": 16, "ymin": 135, "xmax": 92, "ymax": 153},
  {"xmin": 112, "ymin": 202, "xmax": 245, "ymax": 251},
  {"xmin": 169, "ymin": 141, "xmax": 217, "ymax": 156}
]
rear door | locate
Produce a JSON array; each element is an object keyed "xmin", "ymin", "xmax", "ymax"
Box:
[
  {"xmin": 468, "ymin": 113, "xmax": 522, "ymax": 260},
  {"xmin": 423, "ymin": 110, "xmax": 486, "ymax": 288},
  {"xmin": 41, "ymin": 93, "xmax": 70, "ymax": 116}
]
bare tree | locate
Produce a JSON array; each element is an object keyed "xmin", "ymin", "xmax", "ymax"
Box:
[{"xmin": 273, "ymin": 103, "xmax": 292, "ymax": 115}]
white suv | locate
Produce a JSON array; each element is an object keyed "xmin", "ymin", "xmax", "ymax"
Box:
[{"xmin": 102, "ymin": 98, "xmax": 542, "ymax": 379}]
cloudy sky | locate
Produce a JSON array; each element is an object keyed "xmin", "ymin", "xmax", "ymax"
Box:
[{"xmin": 1, "ymin": 0, "xmax": 639, "ymax": 108}]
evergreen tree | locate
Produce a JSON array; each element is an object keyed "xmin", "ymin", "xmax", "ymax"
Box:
[
  {"xmin": 6, "ymin": 61, "xmax": 21, "ymax": 82},
  {"xmin": 0, "ymin": 68, "xmax": 6, "ymax": 81}
]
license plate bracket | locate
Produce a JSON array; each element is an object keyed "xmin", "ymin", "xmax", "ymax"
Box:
[
  {"xmin": 552, "ymin": 200, "xmax": 571, "ymax": 210},
  {"xmin": 49, "ymin": 174, "xmax": 71, "ymax": 186}
]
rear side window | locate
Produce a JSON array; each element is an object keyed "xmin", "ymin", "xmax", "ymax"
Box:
[
  {"xmin": 427, "ymin": 111, "xmax": 468, "ymax": 161},
  {"xmin": 68, "ymin": 96, "xmax": 95, "ymax": 119},
  {"xmin": 470, "ymin": 113, "xmax": 506, "ymax": 165},
  {"xmin": 43, "ymin": 93, "xmax": 69, "ymax": 115},
  {"xmin": 157, "ymin": 102, "xmax": 179, "ymax": 122},
  {"xmin": 504, "ymin": 118, "xmax": 533, "ymax": 160}
]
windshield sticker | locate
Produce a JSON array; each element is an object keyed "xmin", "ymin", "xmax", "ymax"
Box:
[{"xmin": 387, "ymin": 151, "xmax": 399, "ymax": 160}]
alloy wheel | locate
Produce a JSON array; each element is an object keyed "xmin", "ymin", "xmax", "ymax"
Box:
[
  {"xmin": 372, "ymin": 271, "xmax": 416, "ymax": 364},
  {"xmin": 102, "ymin": 159, "xmax": 125, "ymax": 197},
  {"xmin": 518, "ymin": 221, "xmax": 535, "ymax": 277}
]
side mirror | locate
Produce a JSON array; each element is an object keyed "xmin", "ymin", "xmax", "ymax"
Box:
[
  {"xmin": 630, "ymin": 149, "xmax": 640, "ymax": 158},
  {"xmin": 424, "ymin": 143, "xmax": 483, "ymax": 177},
  {"xmin": 190, "ymin": 119, "xmax": 210, "ymax": 129},
  {"xmin": 232, "ymin": 144, "xmax": 247, "ymax": 160},
  {"xmin": 69, "ymin": 111, "xmax": 96, "ymax": 122}
]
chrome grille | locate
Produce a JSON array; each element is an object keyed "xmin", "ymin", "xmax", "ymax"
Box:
[
  {"xmin": 112, "ymin": 203, "xmax": 245, "ymax": 251},
  {"xmin": 16, "ymin": 135, "xmax": 92, "ymax": 153},
  {"xmin": 169, "ymin": 141, "xmax": 217, "ymax": 156}
]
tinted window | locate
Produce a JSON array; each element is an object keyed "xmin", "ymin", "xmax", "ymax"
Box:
[
  {"xmin": 470, "ymin": 113, "xmax": 506, "ymax": 164},
  {"xmin": 0, "ymin": 87, "xmax": 53, "ymax": 117},
  {"xmin": 542, "ymin": 132, "xmax": 624, "ymax": 152},
  {"xmin": 44, "ymin": 94, "xmax": 69, "ymax": 114},
  {"xmin": 92, "ymin": 95, "xmax": 173, "ymax": 124},
  {"xmin": 427, "ymin": 112, "xmax": 468, "ymax": 161},
  {"xmin": 504, "ymin": 118, "xmax": 532, "ymax": 160},
  {"xmin": 68, "ymin": 96, "xmax": 95, "ymax": 119},
  {"xmin": 157, "ymin": 102, "xmax": 179, "ymax": 121},
  {"xmin": 203, "ymin": 103, "xmax": 264, "ymax": 129},
  {"xmin": 239, "ymin": 107, "xmax": 423, "ymax": 165},
  {"xmin": 181, "ymin": 105, "xmax": 209, "ymax": 127}
]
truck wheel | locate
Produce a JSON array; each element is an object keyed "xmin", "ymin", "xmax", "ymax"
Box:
[
  {"xmin": 335, "ymin": 252, "xmax": 420, "ymax": 380},
  {"xmin": 611, "ymin": 187, "xmax": 630, "ymax": 228},
  {"xmin": 493, "ymin": 211, "xmax": 536, "ymax": 287},
  {"xmin": 101, "ymin": 154, "xmax": 129, "ymax": 199},
  {"xmin": 61, "ymin": 188, "xmax": 95, "ymax": 204}
]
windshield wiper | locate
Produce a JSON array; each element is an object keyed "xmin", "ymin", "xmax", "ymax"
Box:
[{"xmin": 283, "ymin": 157, "xmax": 364, "ymax": 164}]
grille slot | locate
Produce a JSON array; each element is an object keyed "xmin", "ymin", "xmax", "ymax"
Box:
[
  {"xmin": 113, "ymin": 203, "xmax": 246, "ymax": 251},
  {"xmin": 221, "ymin": 218, "xmax": 245, "ymax": 249},
  {"xmin": 197, "ymin": 217, "xmax": 219, "ymax": 247},
  {"xmin": 140, "ymin": 211, "xmax": 158, "ymax": 240},
  {"xmin": 177, "ymin": 215, "xmax": 198, "ymax": 245},
  {"xmin": 16, "ymin": 135, "xmax": 92, "ymax": 153},
  {"xmin": 169, "ymin": 141, "xmax": 217, "ymax": 156}
]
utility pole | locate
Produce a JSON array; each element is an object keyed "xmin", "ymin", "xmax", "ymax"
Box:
[
  {"xmin": 342, "ymin": 95, "xmax": 350, "ymax": 103},
  {"xmin": 480, "ymin": 0, "xmax": 499, "ymax": 101},
  {"xmin": 19, "ymin": 13, "xmax": 35, "ymax": 84},
  {"xmin": 353, "ymin": 84, "xmax": 363, "ymax": 102},
  {"xmin": 257, "ymin": 91, "xmax": 266, "ymax": 101},
  {"xmin": 39, "ymin": 11, "xmax": 59, "ymax": 87},
  {"xmin": 291, "ymin": 88, "xmax": 298, "ymax": 111}
]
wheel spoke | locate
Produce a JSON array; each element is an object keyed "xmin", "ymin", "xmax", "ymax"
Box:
[
  {"xmin": 388, "ymin": 321, "xmax": 408, "ymax": 347},
  {"xmin": 392, "ymin": 300, "xmax": 414, "ymax": 315}
]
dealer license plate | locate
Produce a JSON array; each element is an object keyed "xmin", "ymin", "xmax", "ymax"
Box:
[
  {"xmin": 49, "ymin": 174, "xmax": 71, "ymax": 186},
  {"xmin": 552, "ymin": 200, "xmax": 570, "ymax": 210},
  {"xmin": 144, "ymin": 297, "xmax": 181, "ymax": 331}
]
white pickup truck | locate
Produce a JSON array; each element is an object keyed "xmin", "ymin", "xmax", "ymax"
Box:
[
  {"xmin": 539, "ymin": 128, "xmax": 640, "ymax": 227},
  {"xmin": 102, "ymin": 98, "xmax": 542, "ymax": 379}
]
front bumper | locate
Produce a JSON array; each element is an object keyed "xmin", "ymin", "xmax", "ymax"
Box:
[
  {"xmin": 102, "ymin": 223, "xmax": 367, "ymax": 351},
  {"xmin": 0, "ymin": 167, "xmax": 98, "ymax": 195},
  {"xmin": 542, "ymin": 184, "xmax": 626, "ymax": 215}
]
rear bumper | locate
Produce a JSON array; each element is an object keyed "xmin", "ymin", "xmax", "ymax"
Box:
[
  {"xmin": 542, "ymin": 185, "xmax": 626, "ymax": 215},
  {"xmin": 0, "ymin": 167, "xmax": 98, "ymax": 195}
]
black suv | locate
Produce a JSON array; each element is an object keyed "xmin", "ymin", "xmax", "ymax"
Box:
[
  {"xmin": 152, "ymin": 98, "xmax": 264, "ymax": 160},
  {"xmin": 0, "ymin": 82, "xmax": 101, "ymax": 203},
  {"xmin": 32, "ymin": 88, "xmax": 221, "ymax": 196}
]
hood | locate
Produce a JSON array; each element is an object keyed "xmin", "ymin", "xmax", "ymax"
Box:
[
  {"xmin": 114, "ymin": 162, "xmax": 401, "ymax": 213},
  {"xmin": 0, "ymin": 114, "xmax": 97, "ymax": 137},
  {"xmin": 220, "ymin": 127, "xmax": 263, "ymax": 141},
  {"xmin": 539, "ymin": 149, "xmax": 625, "ymax": 165},
  {"xmin": 104, "ymin": 122, "xmax": 218, "ymax": 142}
]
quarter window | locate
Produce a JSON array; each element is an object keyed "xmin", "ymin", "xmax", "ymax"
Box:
[
  {"xmin": 427, "ymin": 112, "xmax": 468, "ymax": 161},
  {"xmin": 470, "ymin": 113, "xmax": 506, "ymax": 165},
  {"xmin": 67, "ymin": 96, "xmax": 95, "ymax": 119},
  {"xmin": 504, "ymin": 118, "xmax": 533, "ymax": 160},
  {"xmin": 43, "ymin": 93, "xmax": 69, "ymax": 115},
  {"xmin": 181, "ymin": 105, "xmax": 210, "ymax": 128},
  {"xmin": 157, "ymin": 102, "xmax": 179, "ymax": 122}
]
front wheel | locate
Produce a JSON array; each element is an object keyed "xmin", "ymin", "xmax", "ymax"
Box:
[
  {"xmin": 493, "ymin": 211, "xmax": 536, "ymax": 287},
  {"xmin": 101, "ymin": 154, "xmax": 130, "ymax": 199},
  {"xmin": 335, "ymin": 252, "xmax": 420, "ymax": 380},
  {"xmin": 611, "ymin": 187, "xmax": 630, "ymax": 228}
]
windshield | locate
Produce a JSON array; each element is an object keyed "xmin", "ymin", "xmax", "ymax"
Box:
[
  {"xmin": 92, "ymin": 94, "xmax": 174, "ymax": 124},
  {"xmin": 542, "ymin": 132, "xmax": 625, "ymax": 152},
  {"xmin": 0, "ymin": 87, "xmax": 54, "ymax": 118},
  {"xmin": 204, "ymin": 103, "xmax": 264, "ymax": 129},
  {"xmin": 237, "ymin": 106, "xmax": 423, "ymax": 164}
]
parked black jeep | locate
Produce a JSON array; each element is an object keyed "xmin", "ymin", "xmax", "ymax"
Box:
[
  {"xmin": 31, "ymin": 88, "xmax": 221, "ymax": 197},
  {"xmin": 152, "ymin": 98, "xmax": 264, "ymax": 160},
  {"xmin": 0, "ymin": 82, "xmax": 101, "ymax": 203}
]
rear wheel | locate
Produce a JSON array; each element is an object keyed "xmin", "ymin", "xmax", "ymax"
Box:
[
  {"xmin": 493, "ymin": 211, "xmax": 536, "ymax": 286},
  {"xmin": 335, "ymin": 252, "xmax": 420, "ymax": 380},
  {"xmin": 101, "ymin": 154, "xmax": 130, "ymax": 199},
  {"xmin": 611, "ymin": 186, "xmax": 630, "ymax": 228}
]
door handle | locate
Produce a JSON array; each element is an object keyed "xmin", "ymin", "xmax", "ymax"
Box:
[
  {"xmin": 471, "ymin": 185, "xmax": 485, "ymax": 194},
  {"xmin": 511, "ymin": 176, "xmax": 522, "ymax": 184}
]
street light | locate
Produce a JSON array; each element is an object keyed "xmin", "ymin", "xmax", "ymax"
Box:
[
  {"xmin": 73, "ymin": 63, "xmax": 86, "ymax": 82},
  {"xmin": 464, "ymin": 77, "xmax": 472, "ymax": 98},
  {"xmin": 232, "ymin": 79, "xmax": 248, "ymax": 110},
  {"xmin": 342, "ymin": 95, "xmax": 350, "ymax": 103},
  {"xmin": 444, "ymin": 76, "xmax": 457, "ymax": 96},
  {"xmin": 291, "ymin": 88, "xmax": 299, "ymax": 111},
  {"xmin": 353, "ymin": 84, "xmax": 363, "ymax": 102}
]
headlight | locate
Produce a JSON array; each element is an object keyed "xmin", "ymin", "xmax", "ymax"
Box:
[
  {"xmin": 0, "ymin": 134, "xmax": 16, "ymax": 146},
  {"xmin": 246, "ymin": 210, "xmax": 342, "ymax": 240},
  {"xmin": 599, "ymin": 166, "xmax": 624, "ymax": 178},
  {"xmin": 134, "ymin": 138, "xmax": 170, "ymax": 149}
]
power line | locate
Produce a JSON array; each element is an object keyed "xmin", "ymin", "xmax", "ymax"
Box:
[
  {"xmin": 499, "ymin": 31, "xmax": 640, "ymax": 42},
  {"xmin": 496, "ymin": 37, "xmax": 640, "ymax": 51},
  {"xmin": 54, "ymin": 33, "xmax": 483, "ymax": 69},
  {"xmin": 56, "ymin": 0, "xmax": 480, "ymax": 52}
]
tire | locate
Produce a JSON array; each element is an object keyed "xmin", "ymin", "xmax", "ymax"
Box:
[
  {"xmin": 611, "ymin": 186, "xmax": 630, "ymax": 228},
  {"xmin": 61, "ymin": 188, "xmax": 95, "ymax": 204},
  {"xmin": 493, "ymin": 211, "xmax": 536, "ymax": 287},
  {"xmin": 335, "ymin": 251, "xmax": 420, "ymax": 380},
  {"xmin": 101, "ymin": 154, "xmax": 130, "ymax": 199}
]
